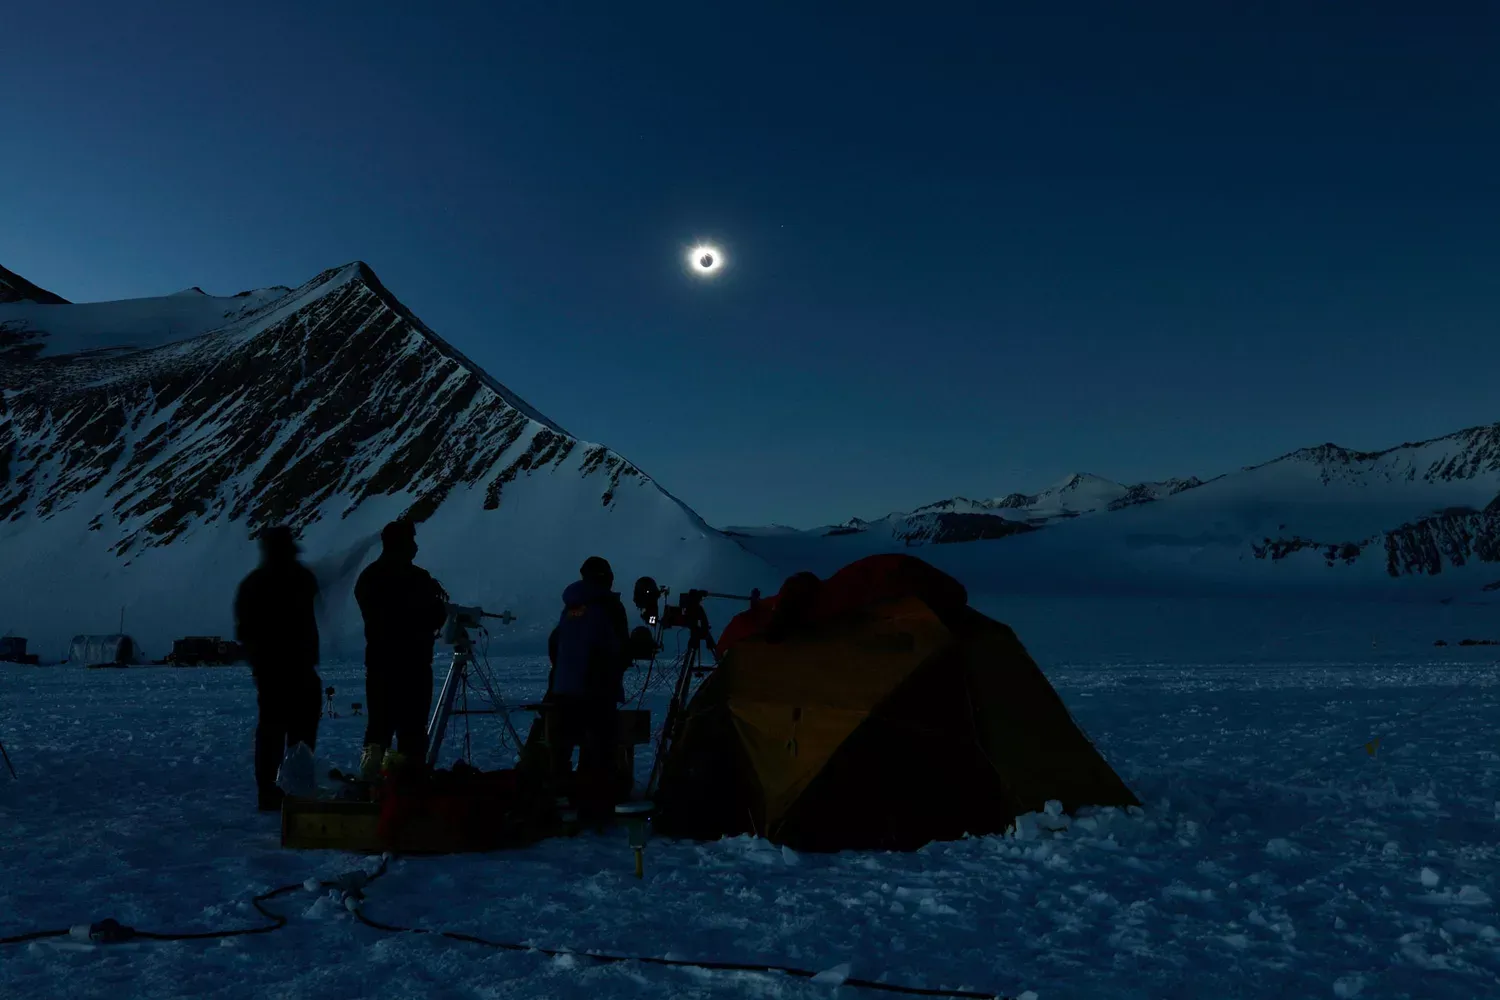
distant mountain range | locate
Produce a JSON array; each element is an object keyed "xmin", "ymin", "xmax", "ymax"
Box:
[
  {"xmin": 726, "ymin": 429, "xmax": 1500, "ymax": 596},
  {"xmin": 729, "ymin": 473, "xmax": 1208, "ymax": 545}
]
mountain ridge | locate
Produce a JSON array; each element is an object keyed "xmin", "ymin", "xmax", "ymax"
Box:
[
  {"xmin": 0, "ymin": 263, "xmax": 69, "ymax": 305},
  {"xmin": 779, "ymin": 421, "xmax": 1500, "ymax": 543},
  {"xmin": 0, "ymin": 261, "xmax": 771, "ymax": 658},
  {"xmin": 724, "ymin": 420, "xmax": 1500, "ymax": 596}
]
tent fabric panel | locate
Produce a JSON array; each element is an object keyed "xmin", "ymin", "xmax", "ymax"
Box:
[
  {"xmin": 719, "ymin": 595, "xmax": 952, "ymax": 712},
  {"xmin": 717, "ymin": 554, "xmax": 969, "ymax": 655},
  {"xmin": 955, "ymin": 610, "xmax": 1139, "ymax": 814},
  {"xmin": 651, "ymin": 690, "xmax": 761, "ymax": 841},
  {"xmin": 728, "ymin": 700, "xmax": 871, "ymax": 828},
  {"xmin": 772, "ymin": 651, "xmax": 1019, "ymax": 851}
]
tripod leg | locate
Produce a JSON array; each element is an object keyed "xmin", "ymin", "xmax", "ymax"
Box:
[
  {"xmin": 426, "ymin": 641, "xmax": 470, "ymax": 770},
  {"xmin": 645, "ymin": 641, "xmax": 698, "ymax": 797},
  {"xmin": 0, "ymin": 739, "xmax": 15, "ymax": 779}
]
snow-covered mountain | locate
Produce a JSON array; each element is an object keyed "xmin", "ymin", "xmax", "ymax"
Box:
[
  {"xmin": 1, "ymin": 262, "xmax": 774, "ymax": 660},
  {"xmin": 728, "ymin": 431, "xmax": 1500, "ymax": 599},
  {"xmin": 764, "ymin": 473, "xmax": 1208, "ymax": 546},
  {"xmin": 0, "ymin": 264, "xmax": 69, "ymax": 307}
]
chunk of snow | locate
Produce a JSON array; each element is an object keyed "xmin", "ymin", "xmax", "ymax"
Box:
[
  {"xmin": 1420, "ymin": 867, "xmax": 1440, "ymax": 888},
  {"xmin": 781, "ymin": 845, "xmax": 801, "ymax": 865},
  {"xmin": 1265, "ymin": 838, "xmax": 1301, "ymax": 859},
  {"xmin": 1458, "ymin": 885, "xmax": 1492, "ymax": 905},
  {"xmin": 812, "ymin": 963, "xmax": 851, "ymax": 985},
  {"xmin": 1333, "ymin": 974, "xmax": 1366, "ymax": 997}
]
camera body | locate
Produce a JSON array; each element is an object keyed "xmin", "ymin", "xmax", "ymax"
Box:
[
  {"xmin": 634, "ymin": 577, "xmax": 711, "ymax": 629},
  {"xmin": 449, "ymin": 605, "xmax": 484, "ymax": 630},
  {"xmin": 660, "ymin": 588, "xmax": 707, "ymax": 630}
]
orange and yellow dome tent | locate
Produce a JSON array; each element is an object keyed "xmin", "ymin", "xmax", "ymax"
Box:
[{"xmin": 653, "ymin": 554, "xmax": 1138, "ymax": 852}]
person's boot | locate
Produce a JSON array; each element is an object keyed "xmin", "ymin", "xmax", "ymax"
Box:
[
  {"xmin": 359, "ymin": 743, "xmax": 386, "ymax": 782},
  {"xmin": 382, "ymin": 749, "xmax": 408, "ymax": 776}
]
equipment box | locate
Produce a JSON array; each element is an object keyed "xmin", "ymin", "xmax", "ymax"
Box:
[{"xmin": 281, "ymin": 798, "xmax": 384, "ymax": 852}]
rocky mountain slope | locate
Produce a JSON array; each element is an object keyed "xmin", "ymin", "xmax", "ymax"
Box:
[
  {"xmin": 1, "ymin": 262, "xmax": 773, "ymax": 659},
  {"xmin": 0, "ymin": 264, "xmax": 69, "ymax": 306}
]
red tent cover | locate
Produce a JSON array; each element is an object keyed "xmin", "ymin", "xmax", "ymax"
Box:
[{"xmin": 715, "ymin": 554, "xmax": 969, "ymax": 656}]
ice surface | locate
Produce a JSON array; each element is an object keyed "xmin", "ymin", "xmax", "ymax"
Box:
[{"xmin": 3, "ymin": 643, "xmax": 1498, "ymax": 999}]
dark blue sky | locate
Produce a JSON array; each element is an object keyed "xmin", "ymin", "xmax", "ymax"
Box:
[{"xmin": 4, "ymin": 3, "xmax": 1498, "ymax": 527}]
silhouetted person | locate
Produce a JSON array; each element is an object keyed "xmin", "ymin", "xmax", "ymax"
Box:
[
  {"xmin": 233, "ymin": 525, "xmax": 321, "ymax": 812},
  {"xmin": 546, "ymin": 555, "xmax": 631, "ymax": 822},
  {"xmin": 355, "ymin": 519, "xmax": 448, "ymax": 778}
]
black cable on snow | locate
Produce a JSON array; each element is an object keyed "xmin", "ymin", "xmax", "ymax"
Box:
[
  {"xmin": 0, "ymin": 846, "xmax": 1016, "ymax": 997},
  {"xmin": 0, "ymin": 927, "xmax": 68, "ymax": 946},
  {"xmin": 0, "ymin": 858, "xmax": 390, "ymax": 948},
  {"xmin": 349, "ymin": 900, "xmax": 1011, "ymax": 1000},
  {"xmin": 0, "ymin": 884, "xmax": 295, "ymax": 947}
]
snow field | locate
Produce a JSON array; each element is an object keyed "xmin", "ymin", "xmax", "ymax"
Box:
[{"xmin": 1, "ymin": 649, "xmax": 1498, "ymax": 999}]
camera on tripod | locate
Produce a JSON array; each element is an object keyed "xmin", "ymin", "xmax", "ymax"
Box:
[
  {"xmin": 628, "ymin": 579, "xmax": 759, "ymax": 797},
  {"xmin": 441, "ymin": 603, "xmax": 516, "ymax": 645},
  {"xmin": 632, "ymin": 578, "xmax": 712, "ymax": 636}
]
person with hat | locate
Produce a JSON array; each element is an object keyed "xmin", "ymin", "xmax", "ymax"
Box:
[
  {"xmin": 355, "ymin": 518, "xmax": 449, "ymax": 779},
  {"xmin": 545, "ymin": 555, "xmax": 633, "ymax": 822},
  {"xmin": 233, "ymin": 524, "xmax": 323, "ymax": 812}
]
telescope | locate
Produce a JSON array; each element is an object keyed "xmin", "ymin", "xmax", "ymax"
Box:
[
  {"xmin": 428, "ymin": 602, "xmax": 518, "ymax": 769},
  {"xmin": 441, "ymin": 604, "xmax": 516, "ymax": 644},
  {"xmin": 631, "ymin": 577, "xmax": 758, "ymax": 632},
  {"xmin": 629, "ymin": 578, "xmax": 760, "ymax": 797}
]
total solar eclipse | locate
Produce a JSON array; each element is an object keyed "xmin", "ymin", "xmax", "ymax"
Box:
[{"xmin": 688, "ymin": 244, "xmax": 723, "ymax": 276}]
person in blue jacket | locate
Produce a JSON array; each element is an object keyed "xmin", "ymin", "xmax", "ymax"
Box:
[{"xmin": 546, "ymin": 556, "xmax": 631, "ymax": 820}]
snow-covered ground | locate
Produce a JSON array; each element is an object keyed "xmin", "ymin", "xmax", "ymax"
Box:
[{"xmin": 3, "ymin": 606, "xmax": 1499, "ymax": 1000}]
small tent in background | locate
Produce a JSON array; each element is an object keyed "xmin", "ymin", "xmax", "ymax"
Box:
[
  {"xmin": 68, "ymin": 634, "xmax": 142, "ymax": 667},
  {"xmin": 653, "ymin": 554, "xmax": 1138, "ymax": 852}
]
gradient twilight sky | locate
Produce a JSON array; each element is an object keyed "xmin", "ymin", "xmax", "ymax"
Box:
[{"xmin": 4, "ymin": 3, "xmax": 1498, "ymax": 528}]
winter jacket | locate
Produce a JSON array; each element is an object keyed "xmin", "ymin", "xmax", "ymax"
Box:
[
  {"xmin": 354, "ymin": 555, "xmax": 448, "ymax": 674},
  {"xmin": 547, "ymin": 579, "xmax": 630, "ymax": 701},
  {"xmin": 234, "ymin": 558, "xmax": 320, "ymax": 678}
]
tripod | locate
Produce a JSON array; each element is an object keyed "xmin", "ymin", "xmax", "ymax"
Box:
[
  {"xmin": 425, "ymin": 604, "xmax": 520, "ymax": 770},
  {"xmin": 643, "ymin": 608, "xmax": 719, "ymax": 798},
  {"xmin": 0, "ymin": 737, "xmax": 14, "ymax": 779}
]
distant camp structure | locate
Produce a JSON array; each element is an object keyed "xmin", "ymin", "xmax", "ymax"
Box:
[
  {"xmin": 653, "ymin": 554, "xmax": 1139, "ymax": 852},
  {"xmin": 0, "ymin": 636, "xmax": 41, "ymax": 665},
  {"xmin": 165, "ymin": 636, "xmax": 246, "ymax": 666},
  {"xmin": 68, "ymin": 634, "xmax": 143, "ymax": 668}
]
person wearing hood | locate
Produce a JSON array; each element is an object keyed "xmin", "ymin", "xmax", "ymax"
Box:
[
  {"xmin": 546, "ymin": 556, "xmax": 632, "ymax": 820},
  {"xmin": 233, "ymin": 525, "xmax": 322, "ymax": 812},
  {"xmin": 355, "ymin": 518, "xmax": 449, "ymax": 779}
]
